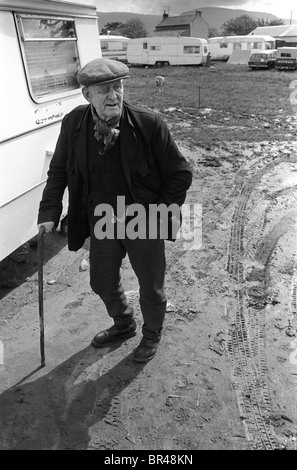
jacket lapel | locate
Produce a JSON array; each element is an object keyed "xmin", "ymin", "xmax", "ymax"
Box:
[
  {"xmin": 120, "ymin": 103, "xmax": 138, "ymax": 191},
  {"xmin": 70, "ymin": 106, "xmax": 90, "ymax": 183}
]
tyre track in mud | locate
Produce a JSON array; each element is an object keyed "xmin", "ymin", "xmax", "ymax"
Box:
[
  {"xmin": 145, "ymin": 144, "xmax": 297, "ymax": 450},
  {"xmin": 225, "ymin": 151, "xmax": 297, "ymax": 450},
  {"xmin": 290, "ymin": 274, "xmax": 297, "ymax": 331}
]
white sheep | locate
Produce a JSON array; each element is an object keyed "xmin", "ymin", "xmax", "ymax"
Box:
[{"xmin": 155, "ymin": 75, "xmax": 165, "ymax": 94}]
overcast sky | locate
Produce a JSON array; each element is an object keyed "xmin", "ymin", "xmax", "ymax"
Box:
[{"xmin": 94, "ymin": 0, "xmax": 295, "ymax": 20}]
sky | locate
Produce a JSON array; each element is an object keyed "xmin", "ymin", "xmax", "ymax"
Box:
[{"xmin": 93, "ymin": 0, "xmax": 296, "ymax": 20}]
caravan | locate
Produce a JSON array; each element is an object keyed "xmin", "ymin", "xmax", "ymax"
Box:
[
  {"xmin": 275, "ymin": 47, "xmax": 297, "ymax": 70},
  {"xmin": 100, "ymin": 34, "xmax": 130, "ymax": 62},
  {"xmin": 0, "ymin": 0, "xmax": 101, "ymax": 261},
  {"xmin": 207, "ymin": 35, "xmax": 276, "ymax": 61},
  {"xmin": 127, "ymin": 36, "xmax": 208, "ymax": 66}
]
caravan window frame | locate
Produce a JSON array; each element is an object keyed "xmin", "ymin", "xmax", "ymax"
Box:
[
  {"xmin": 101, "ymin": 41, "xmax": 109, "ymax": 50},
  {"xmin": 233, "ymin": 42, "xmax": 243, "ymax": 50},
  {"xmin": 183, "ymin": 45, "xmax": 200, "ymax": 54},
  {"xmin": 15, "ymin": 13, "xmax": 81, "ymax": 104}
]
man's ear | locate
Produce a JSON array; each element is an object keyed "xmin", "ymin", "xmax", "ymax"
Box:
[{"xmin": 82, "ymin": 87, "xmax": 91, "ymax": 103}]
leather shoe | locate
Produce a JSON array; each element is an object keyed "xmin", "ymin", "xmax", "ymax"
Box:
[
  {"xmin": 92, "ymin": 321, "xmax": 137, "ymax": 348},
  {"xmin": 133, "ymin": 336, "xmax": 161, "ymax": 363}
]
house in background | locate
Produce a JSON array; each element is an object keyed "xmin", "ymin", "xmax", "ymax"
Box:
[
  {"xmin": 149, "ymin": 10, "xmax": 209, "ymax": 39},
  {"xmin": 249, "ymin": 25, "xmax": 297, "ymax": 48}
]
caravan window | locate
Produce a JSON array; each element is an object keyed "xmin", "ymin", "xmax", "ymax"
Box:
[
  {"xmin": 184, "ymin": 46, "xmax": 200, "ymax": 54},
  {"xmin": 150, "ymin": 45, "xmax": 161, "ymax": 51},
  {"xmin": 15, "ymin": 14, "xmax": 81, "ymax": 103},
  {"xmin": 252, "ymin": 42, "xmax": 261, "ymax": 49},
  {"xmin": 143, "ymin": 42, "xmax": 148, "ymax": 49},
  {"xmin": 266, "ymin": 41, "xmax": 275, "ymax": 49},
  {"xmin": 101, "ymin": 42, "xmax": 109, "ymax": 50},
  {"xmin": 220, "ymin": 43, "xmax": 228, "ymax": 48},
  {"xmin": 233, "ymin": 42, "xmax": 242, "ymax": 50}
]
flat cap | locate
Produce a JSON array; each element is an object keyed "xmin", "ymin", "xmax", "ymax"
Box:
[{"xmin": 77, "ymin": 58, "xmax": 130, "ymax": 87}]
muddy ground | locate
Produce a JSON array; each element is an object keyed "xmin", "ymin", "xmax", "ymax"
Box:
[{"xmin": 0, "ymin": 64, "xmax": 297, "ymax": 451}]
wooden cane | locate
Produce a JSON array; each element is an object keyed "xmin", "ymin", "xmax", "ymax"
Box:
[{"xmin": 37, "ymin": 226, "xmax": 45, "ymax": 367}]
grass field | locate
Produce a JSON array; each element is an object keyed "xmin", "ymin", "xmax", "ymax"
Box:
[{"xmin": 124, "ymin": 62, "xmax": 297, "ymax": 144}]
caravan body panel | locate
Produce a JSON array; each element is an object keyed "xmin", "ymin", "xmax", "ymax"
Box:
[
  {"xmin": 100, "ymin": 35, "xmax": 130, "ymax": 62},
  {"xmin": 207, "ymin": 35, "xmax": 276, "ymax": 61},
  {"xmin": 0, "ymin": 0, "xmax": 101, "ymax": 260},
  {"xmin": 127, "ymin": 36, "xmax": 208, "ymax": 66},
  {"xmin": 275, "ymin": 46, "xmax": 297, "ymax": 70}
]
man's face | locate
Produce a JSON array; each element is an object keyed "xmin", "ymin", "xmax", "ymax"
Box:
[{"xmin": 83, "ymin": 80, "xmax": 124, "ymax": 121}]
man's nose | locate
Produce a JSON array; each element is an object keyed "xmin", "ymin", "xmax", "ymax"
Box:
[{"xmin": 107, "ymin": 87, "xmax": 118, "ymax": 99}]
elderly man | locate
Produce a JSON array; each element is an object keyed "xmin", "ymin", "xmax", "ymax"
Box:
[{"xmin": 38, "ymin": 58, "xmax": 192, "ymax": 362}]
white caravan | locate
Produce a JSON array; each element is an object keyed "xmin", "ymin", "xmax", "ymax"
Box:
[
  {"xmin": 127, "ymin": 36, "xmax": 208, "ymax": 66},
  {"xmin": 100, "ymin": 34, "xmax": 131, "ymax": 62},
  {"xmin": 207, "ymin": 35, "xmax": 276, "ymax": 61},
  {"xmin": 276, "ymin": 46, "xmax": 297, "ymax": 70},
  {"xmin": 0, "ymin": 0, "xmax": 101, "ymax": 261}
]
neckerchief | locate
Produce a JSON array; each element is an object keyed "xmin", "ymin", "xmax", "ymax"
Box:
[{"xmin": 91, "ymin": 105, "xmax": 121, "ymax": 156}]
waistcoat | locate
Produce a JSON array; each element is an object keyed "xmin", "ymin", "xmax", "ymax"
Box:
[{"xmin": 87, "ymin": 114, "xmax": 133, "ymax": 218}]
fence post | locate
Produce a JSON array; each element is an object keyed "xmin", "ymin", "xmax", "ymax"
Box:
[{"xmin": 0, "ymin": 340, "xmax": 3, "ymax": 366}]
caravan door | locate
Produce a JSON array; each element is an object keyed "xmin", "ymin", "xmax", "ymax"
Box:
[{"xmin": 142, "ymin": 41, "xmax": 149, "ymax": 64}]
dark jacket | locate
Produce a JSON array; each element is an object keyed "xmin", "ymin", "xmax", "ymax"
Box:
[{"xmin": 38, "ymin": 101, "xmax": 193, "ymax": 251}]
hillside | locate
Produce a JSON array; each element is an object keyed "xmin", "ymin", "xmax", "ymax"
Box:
[{"xmin": 96, "ymin": 6, "xmax": 286, "ymax": 36}]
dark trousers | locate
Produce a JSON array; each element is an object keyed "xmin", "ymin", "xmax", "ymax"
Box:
[{"xmin": 89, "ymin": 220, "xmax": 167, "ymax": 340}]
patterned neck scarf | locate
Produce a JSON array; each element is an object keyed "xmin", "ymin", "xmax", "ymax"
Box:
[{"xmin": 91, "ymin": 105, "xmax": 121, "ymax": 156}]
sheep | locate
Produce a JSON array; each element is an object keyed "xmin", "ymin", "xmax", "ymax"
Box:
[{"xmin": 155, "ymin": 75, "xmax": 165, "ymax": 94}]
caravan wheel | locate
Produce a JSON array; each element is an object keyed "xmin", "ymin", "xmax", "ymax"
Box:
[{"xmin": 155, "ymin": 61, "xmax": 170, "ymax": 67}]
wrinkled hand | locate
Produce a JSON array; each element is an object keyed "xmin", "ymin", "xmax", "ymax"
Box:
[{"xmin": 37, "ymin": 222, "xmax": 55, "ymax": 233}]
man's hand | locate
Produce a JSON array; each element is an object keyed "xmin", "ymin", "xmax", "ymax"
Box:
[{"xmin": 37, "ymin": 222, "xmax": 55, "ymax": 233}]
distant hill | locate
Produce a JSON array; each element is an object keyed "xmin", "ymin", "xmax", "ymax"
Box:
[{"xmin": 96, "ymin": 7, "xmax": 294, "ymax": 36}]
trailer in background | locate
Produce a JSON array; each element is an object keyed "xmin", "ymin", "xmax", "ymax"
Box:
[
  {"xmin": 100, "ymin": 34, "xmax": 130, "ymax": 62},
  {"xmin": 126, "ymin": 36, "xmax": 208, "ymax": 66},
  {"xmin": 275, "ymin": 46, "xmax": 297, "ymax": 70},
  {"xmin": 207, "ymin": 35, "xmax": 276, "ymax": 61},
  {"xmin": 0, "ymin": 0, "xmax": 101, "ymax": 261}
]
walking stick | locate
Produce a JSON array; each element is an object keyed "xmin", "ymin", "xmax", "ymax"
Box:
[{"xmin": 37, "ymin": 225, "xmax": 45, "ymax": 367}]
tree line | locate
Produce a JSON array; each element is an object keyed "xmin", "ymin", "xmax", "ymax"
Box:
[
  {"xmin": 209, "ymin": 15, "xmax": 285, "ymax": 37},
  {"xmin": 100, "ymin": 18, "xmax": 147, "ymax": 38},
  {"xmin": 101, "ymin": 15, "xmax": 285, "ymax": 39}
]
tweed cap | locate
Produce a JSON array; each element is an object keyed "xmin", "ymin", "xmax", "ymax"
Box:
[{"xmin": 77, "ymin": 58, "xmax": 130, "ymax": 87}]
